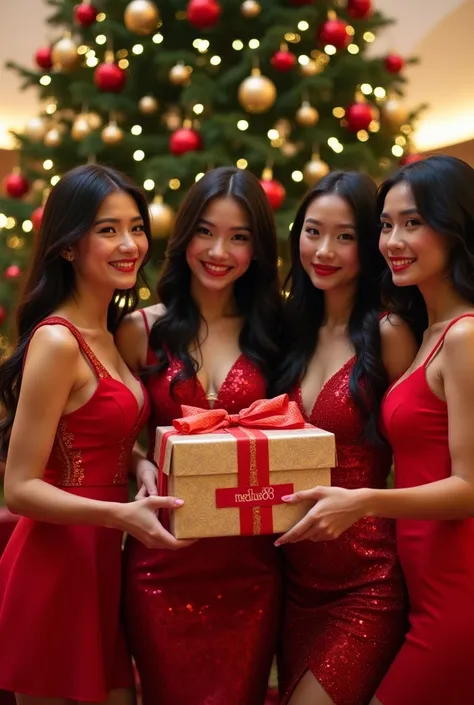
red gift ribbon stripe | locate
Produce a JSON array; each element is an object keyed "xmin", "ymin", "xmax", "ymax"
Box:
[
  {"xmin": 157, "ymin": 428, "xmax": 176, "ymax": 529},
  {"xmin": 227, "ymin": 426, "xmax": 276, "ymax": 535}
]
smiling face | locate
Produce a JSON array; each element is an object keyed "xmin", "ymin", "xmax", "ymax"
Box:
[
  {"xmin": 299, "ymin": 193, "xmax": 360, "ymax": 292},
  {"xmin": 185, "ymin": 196, "xmax": 254, "ymax": 294},
  {"xmin": 379, "ymin": 181, "xmax": 451, "ymax": 288},
  {"xmin": 70, "ymin": 191, "xmax": 149, "ymax": 292}
]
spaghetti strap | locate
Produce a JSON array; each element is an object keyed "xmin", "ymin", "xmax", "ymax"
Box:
[
  {"xmin": 139, "ymin": 308, "xmax": 151, "ymax": 337},
  {"xmin": 28, "ymin": 316, "xmax": 110, "ymax": 379},
  {"xmin": 423, "ymin": 313, "xmax": 474, "ymax": 368}
]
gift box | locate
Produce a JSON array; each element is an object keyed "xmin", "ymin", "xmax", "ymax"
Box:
[{"xmin": 155, "ymin": 395, "xmax": 335, "ymax": 539}]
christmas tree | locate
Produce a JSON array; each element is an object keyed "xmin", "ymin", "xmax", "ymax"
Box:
[{"xmin": 0, "ymin": 0, "xmax": 419, "ymax": 338}]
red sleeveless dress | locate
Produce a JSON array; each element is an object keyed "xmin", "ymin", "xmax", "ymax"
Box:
[
  {"xmin": 0, "ymin": 317, "xmax": 149, "ymax": 701},
  {"xmin": 377, "ymin": 314, "xmax": 474, "ymax": 705},
  {"xmin": 279, "ymin": 359, "xmax": 408, "ymax": 705},
  {"xmin": 123, "ymin": 311, "xmax": 281, "ymax": 705}
]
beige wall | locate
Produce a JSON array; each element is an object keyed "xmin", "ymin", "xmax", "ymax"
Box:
[{"xmin": 0, "ymin": 150, "xmax": 18, "ymax": 181}]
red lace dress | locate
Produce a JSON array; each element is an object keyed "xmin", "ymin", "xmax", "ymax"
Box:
[
  {"xmin": 377, "ymin": 314, "xmax": 474, "ymax": 705},
  {"xmin": 279, "ymin": 358, "xmax": 408, "ymax": 705},
  {"xmin": 0, "ymin": 317, "xmax": 149, "ymax": 701},
  {"xmin": 123, "ymin": 311, "xmax": 281, "ymax": 705}
]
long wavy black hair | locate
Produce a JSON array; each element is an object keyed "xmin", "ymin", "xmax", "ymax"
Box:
[
  {"xmin": 378, "ymin": 155, "xmax": 474, "ymax": 339},
  {"xmin": 0, "ymin": 163, "xmax": 151, "ymax": 459},
  {"xmin": 147, "ymin": 166, "xmax": 281, "ymax": 394},
  {"xmin": 272, "ymin": 170, "xmax": 388, "ymax": 445}
]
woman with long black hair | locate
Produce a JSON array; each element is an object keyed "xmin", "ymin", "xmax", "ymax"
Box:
[
  {"xmin": 0, "ymin": 164, "xmax": 182, "ymax": 705},
  {"xmin": 117, "ymin": 166, "xmax": 283, "ymax": 705},
  {"xmin": 272, "ymin": 171, "xmax": 417, "ymax": 705}
]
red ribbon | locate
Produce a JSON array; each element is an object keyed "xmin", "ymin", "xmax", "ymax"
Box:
[
  {"xmin": 173, "ymin": 394, "xmax": 305, "ymax": 434},
  {"xmin": 159, "ymin": 395, "xmax": 305, "ymax": 536}
]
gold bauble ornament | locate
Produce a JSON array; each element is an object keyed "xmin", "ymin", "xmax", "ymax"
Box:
[
  {"xmin": 139, "ymin": 96, "xmax": 159, "ymax": 114},
  {"xmin": 51, "ymin": 36, "xmax": 81, "ymax": 72},
  {"xmin": 24, "ymin": 116, "xmax": 49, "ymax": 142},
  {"xmin": 241, "ymin": 0, "xmax": 261, "ymax": 17},
  {"xmin": 381, "ymin": 97, "xmax": 409, "ymax": 131},
  {"xmin": 32, "ymin": 178, "xmax": 47, "ymax": 194},
  {"xmin": 300, "ymin": 59, "xmax": 324, "ymax": 76},
  {"xmin": 101, "ymin": 122, "xmax": 124, "ymax": 145},
  {"xmin": 296, "ymin": 102, "xmax": 319, "ymax": 127},
  {"xmin": 274, "ymin": 119, "xmax": 292, "ymax": 139},
  {"xmin": 44, "ymin": 127, "xmax": 62, "ymax": 147},
  {"xmin": 238, "ymin": 68, "xmax": 276, "ymax": 114},
  {"xmin": 124, "ymin": 0, "xmax": 160, "ymax": 35},
  {"xmin": 303, "ymin": 155, "xmax": 330, "ymax": 186},
  {"xmin": 165, "ymin": 114, "xmax": 182, "ymax": 131},
  {"xmin": 300, "ymin": 60, "xmax": 319, "ymax": 77},
  {"xmin": 169, "ymin": 63, "xmax": 192, "ymax": 86},
  {"xmin": 281, "ymin": 142, "xmax": 299, "ymax": 157},
  {"xmin": 71, "ymin": 115, "xmax": 91, "ymax": 141},
  {"xmin": 149, "ymin": 196, "xmax": 175, "ymax": 239},
  {"xmin": 86, "ymin": 112, "xmax": 102, "ymax": 130}
]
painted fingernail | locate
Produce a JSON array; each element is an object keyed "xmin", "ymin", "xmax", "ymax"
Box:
[
  {"xmin": 281, "ymin": 495, "xmax": 291, "ymax": 502},
  {"xmin": 174, "ymin": 499, "xmax": 184, "ymax": 506}
]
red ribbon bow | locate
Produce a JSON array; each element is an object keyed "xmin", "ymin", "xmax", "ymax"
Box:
[{"xmin": 173, "ymin": 394, "xmax": 305, "ymax": 435}]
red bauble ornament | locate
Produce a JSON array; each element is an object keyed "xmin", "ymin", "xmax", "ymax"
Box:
[
  {"xmin": 186, "ymin": 0, "xmax": 221, "ymax": 29},
  {"xmin": 271, "ymin": 48, "xmax": 296, "ymax": 72},
  {"xmin": 34, "ymin": 46, "xmax": 53, "ymax": 70},
  {"xmin": 94, "ymin": 62, "xmax": 127, "ymax": 93},
  {"xmin": 169, "ymin": 127, "xmax": 203, "ymax": 156},
  {"xmin": 260, "ymin": 178, "xmax": 286, "ymax": 210},
  {"xmin": 400, "ymin": 153, "xmax": 422, "ymax": 166},
  {"xmin": 3, "ymin": 173, "xmax": 29, "ymax": 199},
  {"xmin": 385, "ymin": 53, "xmax": 405, "ymax": 74},
  {"xmin": 347, "ymin": 0, "xmax": 372, "ymax": 19},
  {"xmin": 4, "ymin": 265, "xmax": 21, "ymax": 281},
  {"xmin": 318, "ymin": 18, "xmax": 349, "ymax": 49},
  {"xmin": 0, "ymin": 306, "xmax": 6, "ymax": 326},
  {"xmin": 31, "ymin": 206, "xmax": 45, "ymax": 234},
  {"xmin": 345, "ymin": 101, "xmax": 373, "ymax": 132},
  {"xmin": 74, "ymin": 3, "xmax": 99, "ymax": 27}
]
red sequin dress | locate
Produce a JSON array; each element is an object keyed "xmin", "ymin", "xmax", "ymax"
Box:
[
  {"xmin": 377, "ymin": 314, "xmax": 474, "ymax": 705},
  {"xmin": 123, "ymin": 311, "xmax": 281, "ymax": 705},
  {"xmin": 279, "ymin": 358, "xmax": 408, "ymax": 705},
  {"xmin": 0, "ymin": 317, "xmax": 149, "ymax": 702}
]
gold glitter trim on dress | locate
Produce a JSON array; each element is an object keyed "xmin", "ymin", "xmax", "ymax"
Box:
[
  {"xmin": 55, "ymin": 419, "xmax": 84, "ymax": 486},
  {"xmin": 113, "ymin": 438, "xmax": 129, "ymax": 485}
]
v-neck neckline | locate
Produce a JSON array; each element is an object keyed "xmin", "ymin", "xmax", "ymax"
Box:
[
  {"xmin": 195, "ymin": 353, "xmax": 244, "ymax": 408},
  {"xmin": 299, "ymin": 356, "xmax": 356, "ymax": 421}
]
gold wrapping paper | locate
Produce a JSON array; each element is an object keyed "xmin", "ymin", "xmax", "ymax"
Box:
[{"xmin": 155, "ymin": 426, "xmax": 335, "ymax": 539}]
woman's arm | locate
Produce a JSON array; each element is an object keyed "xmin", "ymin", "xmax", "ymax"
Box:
[
  {"xmin": 4, "ymin": 325, "xmax": 186, "ymax": 549},
  {"xmin": 3, "ymin": 325, "xmax": 110, "ymax": 523},
  {"xmin": 276, "ymin": 317, "xmax": 474, "ymax": 545},
  {"xmin": 115, "ymin": 309, "xmax": 149, "ymax": 373},
  {"xmin": 116, "ymin": 304, "xmax": 167, "ymax": 496},
  {"xmin": 380, "ymin": 313, "xmax": 418, "ymax": 382},
  {"xmin": 130, "ymin": 444, "xmax": 158, "ymax": 498},
  {"xmin": 115, "ymin": 303, "xmax": 166, "ymax": 372},
  {"xmin": 360, "ymin": 317, "xmax": 474, "ymax": 521}
]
